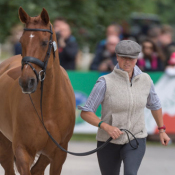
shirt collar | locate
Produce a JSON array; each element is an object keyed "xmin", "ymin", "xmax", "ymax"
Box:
[{"xmin": 115, "ymin": 63, "xmax": 142, "ymax": 78}]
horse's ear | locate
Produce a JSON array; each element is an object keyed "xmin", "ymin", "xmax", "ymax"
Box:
[
  {"xmin": 40, "ymin": 8, "xmax": 50, "ymax": 25},
  {"xmin": 19, "ymin": 7, "xmax": 29, "ymax": 23}
]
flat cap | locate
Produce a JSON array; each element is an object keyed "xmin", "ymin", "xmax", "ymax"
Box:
[{"xmin": 115, "ymin": 40, "xmax": 141, "ymax": 59}]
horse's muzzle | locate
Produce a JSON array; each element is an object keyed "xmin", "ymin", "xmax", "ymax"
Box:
[{"xmin": 19, "ymin": 77, "xmax": 37, "ymax": 94}]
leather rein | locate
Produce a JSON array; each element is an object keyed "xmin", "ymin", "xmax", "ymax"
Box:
[{"xmin": 22, "ymin": 25, "xmax": 139, "ymax": 156}]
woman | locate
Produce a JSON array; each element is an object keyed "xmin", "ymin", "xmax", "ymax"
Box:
[
  {"xmin": 78, "ymin": 40, "xmax": 170, "ymax": 175},
  {"xmin": 165, "ymin": 52, "xmax": 175, "ymax": 76},
  {"xmin": 137, "ymin": 39, "xmax": 165, "ymax": 72}
]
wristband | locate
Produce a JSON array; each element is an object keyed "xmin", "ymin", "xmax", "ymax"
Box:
[
  {"xmin": 98, "ymin": 121, "xmax": 104, "ymax": 128},
  {"xmin": 158, "ymin": 125, "xmax": 166, "ymax": 130}
]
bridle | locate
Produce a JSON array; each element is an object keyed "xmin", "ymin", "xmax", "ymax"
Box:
[
  {"xmin": 21, "ymin": 25, "xmax": 55, "ymax": 82},
  {"xmin": 22, "ymin": 25, "xmax": 139, "ymax": 157}
]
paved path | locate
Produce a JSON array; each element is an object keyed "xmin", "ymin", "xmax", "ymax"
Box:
[{"xmin": 0, "ymin": 141, "xmax": 174, "ymax": 175}]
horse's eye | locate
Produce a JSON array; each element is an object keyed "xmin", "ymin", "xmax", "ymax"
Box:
[{"xmin": 42, "ymin": 41, "xmax": 48, "ymax": 46}]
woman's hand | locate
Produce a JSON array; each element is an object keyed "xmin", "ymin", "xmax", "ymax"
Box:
[
  {"xmin": 102, "ymin": 124, "xmax": 123, "ymax": 140},
  {"xmin": 159, "ymin": 132, "xmax": 171, "ymax": 146}
]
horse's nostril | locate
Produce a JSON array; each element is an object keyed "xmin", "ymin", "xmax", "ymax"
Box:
[{"xmin": 28, "ymin": 78, "xmax": 36, "ymax": 88}]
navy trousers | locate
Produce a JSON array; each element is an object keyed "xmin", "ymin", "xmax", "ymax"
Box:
[{"xmin": 97, "ymin": 137, "xmax": 146, "ymax": 175}]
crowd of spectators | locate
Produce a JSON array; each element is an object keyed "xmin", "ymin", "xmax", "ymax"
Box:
[
  {"xmin": 11, "ymin": 17, "xmax": 175, "ymax": 74},
  {"xmin": 89, "ymin": 23, "xmax": 175, "ymax": 74}
]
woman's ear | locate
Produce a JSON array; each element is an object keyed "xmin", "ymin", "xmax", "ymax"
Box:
[
  {"xmin": 19, "ymin": 7, "xmax": 30, "ymax": 24},
  {"xmin": 116, "ymin": 54, "xmax": 119, "ymax": 62}
]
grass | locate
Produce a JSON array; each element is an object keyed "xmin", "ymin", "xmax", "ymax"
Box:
[
  {"xmin": 71, "ymin": 133, "xmax": 97, "ymax": 142},
  {"xmin": 0, "ymin": 51, "xmax": 12, "ymax": 62},
  {"xmin": 70, "ymin": 134, "xmax": 175, "ymax": 147}
]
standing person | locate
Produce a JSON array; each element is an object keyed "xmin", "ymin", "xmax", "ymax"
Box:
[
  {"xmin": 78, "ymin": 40, "xmax": 170, "ymax": 175},
  {"xmin": 96, "ymin": 23, "xmax": 122, "ymax": 52},
  {"xmin": 147, "ymin": 26, "xmax": 161, "ymax": 44},
  {"xmin": 159, "ymin": 25, "xmax": 175, "ymax": 65},
  {"xmin": 137, "ymin": 39, "xmax": 165, "ymax": 72},
  {"xmin": 90, "ymin": 35, "xmax": 120, "ymax": 71},
  {"xmin": 53, "ymin": 18, "xmax": 78, "ymax": 70}
]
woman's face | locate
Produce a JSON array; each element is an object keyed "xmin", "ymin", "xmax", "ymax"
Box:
[
  {"xmin": 142, "ymin": 42, "xmax": 154, "ymax": 56},
  {"xmin": 117, "ymin": 56, "xmax": 137, "ymax": 74}
]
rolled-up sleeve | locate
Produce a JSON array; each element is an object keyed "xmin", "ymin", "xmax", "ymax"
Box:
[
  {"xmin": 146, "ymin": 80, "xmax": 162, "ymax": 110},
  {"xmin": 78, "ymin": 77, "xmax": 106, "ymax": 113}
]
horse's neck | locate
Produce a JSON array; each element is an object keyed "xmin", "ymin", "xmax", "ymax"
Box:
[{"xmin": 42, "ymin": 57, "xmax": 61, "ymax": 97}]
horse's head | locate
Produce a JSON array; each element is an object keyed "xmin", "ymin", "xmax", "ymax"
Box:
[{"xmin": 18, "ymin": 7, "xmax": 57, "ymax": 94}]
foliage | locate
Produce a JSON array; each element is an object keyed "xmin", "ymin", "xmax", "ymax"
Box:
[
  {"xmin": 0, "ymin": 0, "xmax": 174, "ymax": 50},
  {"xmin": 0, "ymin": 0, "xmax": 141, "ymax": 49},
  {"xmin": 155, "ymin": 0, "xmax": 175, "ymax": 24}
]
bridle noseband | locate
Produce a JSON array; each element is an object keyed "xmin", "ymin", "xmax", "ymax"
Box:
[{"xmin": 21, "ymin": 25, "xmax": 55, "ymax": 82}]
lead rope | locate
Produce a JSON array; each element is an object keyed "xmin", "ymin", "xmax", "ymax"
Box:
[{"xmin": 28, "ymin": 80, "xmax": 139, "ymax": 156}]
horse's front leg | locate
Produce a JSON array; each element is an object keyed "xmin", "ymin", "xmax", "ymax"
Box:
[
  {"xmin": 49, "ymin": 142, "xmax": 68, "ymax": 175},
  {"xmin": 0, "ymin": 132, "xmax": 16, "ymax": 175},
  {"xmin": 31, "ymin": 154, "xmax": 50, "ymax": 175},
  {"xmin": 13, "ymin": 144, "xmax": 35, "ymax": 175}
]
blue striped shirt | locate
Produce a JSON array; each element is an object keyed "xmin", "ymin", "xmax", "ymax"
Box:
[{"xmin": 78, "ymin": 64, "xmax": 162, "ymax": 113}]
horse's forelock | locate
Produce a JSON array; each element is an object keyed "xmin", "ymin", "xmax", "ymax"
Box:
[{"xmin": 26, "ymin": 15, "xmax": 50, "ymax": 27}]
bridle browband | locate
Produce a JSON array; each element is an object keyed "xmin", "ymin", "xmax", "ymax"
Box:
[
  {"xmin": 21, "ymin": 25, "xmax": 54, "ymax": 82},
  {"xmin": 23, "ymin": 28, "xmax": 53, "ymax": 33}
]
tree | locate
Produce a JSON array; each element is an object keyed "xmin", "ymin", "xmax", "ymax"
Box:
[{"xmin": 0, "ymin": 0, "xmax": 160, "ymax": 50}]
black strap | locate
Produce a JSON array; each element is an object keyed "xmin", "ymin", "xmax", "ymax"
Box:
[
  {"xmin": 28, "ymin": 80, "xmax": 139, "ymax": 156},
  {"xmin": 24, "ymin": 62, "xmax": 39, "ymax": 83},
  {"xmin": 43, "ymin": 38, "xmax": 53, "ymax": 71},
  {"xmin": 22, "ymin": 56, "xmax": 45, "ymax": 69},
  {"xmin": 24, "ymin": 28, "xmax": 53, "ymax": 34},
  {"xmin": 120, "ymin": 129, "xmax": 139, "ymax": 149}
]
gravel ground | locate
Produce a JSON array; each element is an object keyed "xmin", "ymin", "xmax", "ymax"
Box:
[{"xmin": 0, "ymin": 141, "xmax": 174, "ymax": 175}]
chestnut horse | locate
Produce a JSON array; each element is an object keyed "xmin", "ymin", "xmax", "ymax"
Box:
[{"xmin": 0, "ymin": 7, "xmax": 75, "ymax": 175}]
